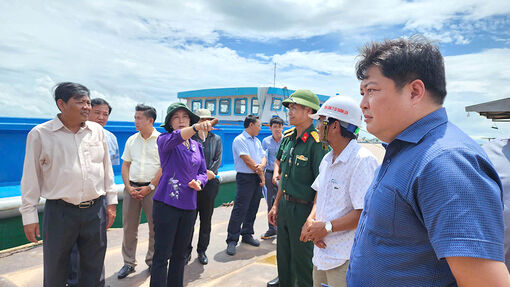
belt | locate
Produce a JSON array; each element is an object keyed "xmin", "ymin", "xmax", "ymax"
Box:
[
  {"xmin": 283, "ymin": 193, "xmax": 313, "ymax": 206},
  {"xmin": 54, "ymin": 196, "xmax": 103, "ymax": 209},
  {"xmin": 265, "ymin": 170, "xmax": 274, "ymax": 173},
  {"xmin": 129, "ymin": 181, "xmax": 150, "ymax": 187}
]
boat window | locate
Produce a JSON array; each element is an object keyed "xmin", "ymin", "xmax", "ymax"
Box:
[
  {"xmin": 234, "ymin": 98, "xmax": 247, "ymax": 115},
  {"xmin": 205, "ymin": 99, "xmax": 216, "ymax": 115},
  {"xmin": 251, "ymin": 98, "xmax": 259, "ymax": 115},
  {"xmin": 219, "ymin": 99, "xmax": 231, "ymax": 115},
  {"xmin": 271, "ymin": 97, "xmax": 283, "ymax": 111},
  {"xmin": 192, "ymin": 100, "xmax": 202, "ymax": 112}
]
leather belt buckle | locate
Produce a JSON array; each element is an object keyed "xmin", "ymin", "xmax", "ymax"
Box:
[{"xmin": 78, "ymin": 199, "xmax": 95, "ymax": 209}]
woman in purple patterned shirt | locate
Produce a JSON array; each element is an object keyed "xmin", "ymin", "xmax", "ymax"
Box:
[{"xmin": 150, "ymin": 102, "xmax": 214, "ymax": 287}]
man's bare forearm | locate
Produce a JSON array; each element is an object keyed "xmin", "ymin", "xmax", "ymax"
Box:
[
  {"xmin": 240, "ymin": 155, "xmax": 258, "ymax": 172},
  {"xmin": 150, "ymin": 168, "xmax": 162, "ymax": 187},
  {"xmin": 121, "ymin": 161, "xmax": 131, "ymax": 187},
  {"xmin": 447, "ymin": 257, "xmax": 510, "ymax": 287},
  {"xmin": 330, "ymin": 209, "xmax": 362, "ymax": 232}
]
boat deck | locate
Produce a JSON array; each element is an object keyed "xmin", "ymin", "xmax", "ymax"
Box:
[{"xmin": 0, "ymin": 200, "xmax": 277, "ymax": 287}]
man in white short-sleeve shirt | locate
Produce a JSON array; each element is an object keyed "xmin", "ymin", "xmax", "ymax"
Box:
[
  {"xmin": 300, "ymin": 96, "xmax": 378, "ymax": 287},
  {"xmin": 117, "ymin": 104, "xmax": 162, "ymax": 279}
]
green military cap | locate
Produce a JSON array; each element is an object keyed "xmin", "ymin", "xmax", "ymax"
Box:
[
  {"xmin": 161, "ymin": 102, "xmax": 200, "ymax": 128},
  {"xmin": 282, "ymin": 89, "xmax": 320, "ymax": 112}
]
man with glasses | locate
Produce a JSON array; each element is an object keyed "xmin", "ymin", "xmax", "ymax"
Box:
[{"xmin": 300, "ymin": 96, "xmax": 378, "ymax": 287}]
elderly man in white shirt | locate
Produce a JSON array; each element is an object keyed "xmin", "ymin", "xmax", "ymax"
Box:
[
  {"xmin": 300, "ymin": 96, "xmax": 378, "ymax": 287},
  {"xmin": 20, "ymin": 82, "xmax": 117, "ymax": 287}
]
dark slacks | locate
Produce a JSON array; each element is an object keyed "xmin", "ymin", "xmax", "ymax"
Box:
[
  {"xmin": 277, "ymin": 198, "xmax": 314, "ymax": 287},
  {"xmin": 264, "ymin": 170, "xmax": 278, "ymax": 232},
  {"xmin": 67, "ymin": 199, "xmax": 108, "ymax": 286},
  {"xmin": 188, "ymin": 178, "xmax": 220, "ymax": 254},
  {"xmin": 226, "ymin": 172, "xmax": 262, "ymax": 244},
  {"xmin": 43, "ymin": 196, "xmax": 106, "ymax": 287},
  {"xmin": 150, "ymin": 200, "xmax": 195, "ymax": 287}
]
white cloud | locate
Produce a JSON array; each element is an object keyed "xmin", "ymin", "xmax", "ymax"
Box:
[{"xmin": 0, "ymin": 0, "xmax": 509, "ymax": 139}]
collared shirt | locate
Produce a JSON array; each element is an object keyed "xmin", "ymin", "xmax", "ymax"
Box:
[
  {"xmin": 311, "ymin": 140, "xmax": 378, "ymax": 271},
  {"xmin": 262, "ymin": 134, "xmax": 281, "ymax": 171},
  {"xmin": 20, "ymin": 116, "xmax": 117, "ymax": 225},
  {"xmin": 277, "ymin": 124, "xmax": 329, "ymax": 202},
  {"xmin": 347, "ymin": 108, "xmax": 504, "ymax": 286},
  {"xmin": 232, "ymin": 130, "xmax": 266, "ymax": 173},
  {"xmin": 104, "ymin": 128, "xmax": 120, "ymax": 165},
  {"xmin": 192, "ymin": 132, "xmax": 222, "ymax": 174},
  {"xmin": 483, "ymin": 136, "xmax": 510, "ymax": 271},
  {"xmin": 154, "ymin": 130, "xmax": 208, "ymax": 210},
  {"xmin": 121, "ymin": 128, "xmax": 161, "ymax": 183}
]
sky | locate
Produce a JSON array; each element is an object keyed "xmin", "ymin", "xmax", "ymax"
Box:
[{"xmin": 1, "ymin": 0, "xmax": 509, "ymax": 141}]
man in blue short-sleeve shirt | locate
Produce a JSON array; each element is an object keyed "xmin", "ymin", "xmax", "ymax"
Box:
[
  {"xmin": 347, "ymin": 37, "xmax": 509, "ymax": 286},
  {"xmin": 225, "ymin": 115, "xmax": 267, "ymax": 255}
]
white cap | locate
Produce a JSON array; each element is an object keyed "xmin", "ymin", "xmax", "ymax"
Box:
[{"xmin": 309, "ymin": 95, "xmax": 363, "ymax": 127}]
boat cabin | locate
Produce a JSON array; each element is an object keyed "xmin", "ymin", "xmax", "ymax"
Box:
[{"xmin": 178, "ymin": 87, "xmax": 329, "ymax": 124}]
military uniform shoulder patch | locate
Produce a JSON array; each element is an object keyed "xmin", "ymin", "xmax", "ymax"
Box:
[
  {"xmin": 310, "ymin": 131, "xmax": 320, "ymax": 143},
  {"xmin": 283, "ymin": 127, "xmax": 295, "ymax": 137}
]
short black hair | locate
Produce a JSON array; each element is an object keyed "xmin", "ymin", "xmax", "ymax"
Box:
[
  {"xmin": 328, "ymin": 118, "xmax": 357, "ymax": 140},
  {"xmin": 91, "ymin": 98, "xmax": 112, "ymax": 115},
  {"xmin": 269, "ymin": 116, "xmax": 284, "ymax": 127},
  {"xmin": 244, "ymin": 115, "xmax": 259, "ymax": 128},
  {"xmin": 54, "ymin": 82, "xmax": 89, "ymax": 104},
  {"xmin": 135, "ymin": 104, "xmax": 157, "ymax": 122},
  {"xmin": 355, "ymin": 36, "xmax": 447, "ymax": 104}
]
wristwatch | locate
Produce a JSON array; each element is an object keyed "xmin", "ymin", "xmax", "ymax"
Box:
[
  {"xmin": 148, "ymin": 183, "xmax": 156, "ymax": 191},
  {"xmin": 192, "ymin": 124, "xmax": 198, "ymax": 133},
  {"xmin": 325, "ymin": 221, "xmax": 333, "ymax": 233}
]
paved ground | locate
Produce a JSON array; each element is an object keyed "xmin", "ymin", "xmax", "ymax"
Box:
[{"xmin": 0, "ymin": 199, "xmax": 277, "ymax": 287}]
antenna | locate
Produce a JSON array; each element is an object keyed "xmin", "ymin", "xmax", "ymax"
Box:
[{"xmin": 273, "ymin": 62, "xmax": 276, "ymax": 87}]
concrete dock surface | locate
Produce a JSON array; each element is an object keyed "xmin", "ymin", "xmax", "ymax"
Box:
[{"xmin": 0, "ymin": 199, "xmax": 277, "ymax": 287}]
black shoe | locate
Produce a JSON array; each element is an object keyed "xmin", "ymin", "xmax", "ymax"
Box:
[
  {"xmin": 117, "ymin": 264, "xmax": 135, "ymax": 279},
  {"xmin": 242, "ymin": 236, "xmax": 260, "ymax": 247},
  {"xmin": 198, "ymin": 251, "xmax": 208, "ymax": 265},
  {"xmin": 261, "ymin": 229, "xmax": 277, "ymax": 239},
  {"xmin": 226, "ymin": 242, "xmax": 236, "ymax": 255},
  {"xmin": 186, "ymin": 253, "xmax": 192, "ymax": 264},
  {"xmin": 267, "ymin": 276, "xmax": 279, "ymax": 287}
]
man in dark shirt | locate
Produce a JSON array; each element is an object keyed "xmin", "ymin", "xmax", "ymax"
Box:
[{"xmin": 186, "ymin": 108, "xmax": 223, "ymax": 265}]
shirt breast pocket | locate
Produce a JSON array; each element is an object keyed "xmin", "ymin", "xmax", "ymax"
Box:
[
  {"xmin": 295, "ymin": 155, "xmax": 309, "ymax": 168},
  {"xmin": 85, "ymin": 141, "xmax": 104, "ymax": 163},
  {"xmin": 365, "ymin": 185, "xmax": 396, "ymax": 237}
]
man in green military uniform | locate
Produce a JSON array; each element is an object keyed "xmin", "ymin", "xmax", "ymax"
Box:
[{"xmin": 268, "ymin": 89, "xmax": 329, "ymax": 287}]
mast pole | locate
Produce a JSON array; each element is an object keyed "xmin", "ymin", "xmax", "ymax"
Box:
[{"xmin": 273, "ymin": 62, "xmax": 276, "ymax": 87}]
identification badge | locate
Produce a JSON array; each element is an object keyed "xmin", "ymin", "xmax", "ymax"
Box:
[{"xmin": 296, "ymin": 155, "xmax": 308, "ymax": 161}]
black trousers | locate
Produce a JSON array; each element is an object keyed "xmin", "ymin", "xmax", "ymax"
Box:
[
  {"xmin": 187, "ymin": 178, "xmax": 220, "ymax": 254},
  {"xmin": 226, "ymin": 173, "xmax": 262, "ymax": 244},
  {"xmin": 264, "ymin": 170, "xmax": 278, "ymax": 232},
  {"xmin": 150, "ymin": 200, "xmax": 195, "ymax": 287},
  {"xmin": 67, "ymin": 200, "xmax": 107, "ymax": 286},
  {"xmin": 43, "ymin": 196, "xmax": 106, "ymax": 287}
]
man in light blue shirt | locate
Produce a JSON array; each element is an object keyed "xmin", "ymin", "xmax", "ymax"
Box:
[
  {"xmin": 226, "ymin": 115, "xmax": 267, "ymax": 256},
  {"xmin": 89, "ymin": 97, "xmax": 120, "ymax": 165},
  {"xmin": 484, "ymin": 135, "xmax": 510, "ymax": 271},
  {"xmin": 261, "ymin": 116, "xmax": 283, "ymax": 239},
  {"xmin": 104, "ymin": 129, "xmax": 120, "ymax": 165},
  {"xmin": 347, "ymin": 37, "xmax": 508, "ymax": 286}
]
